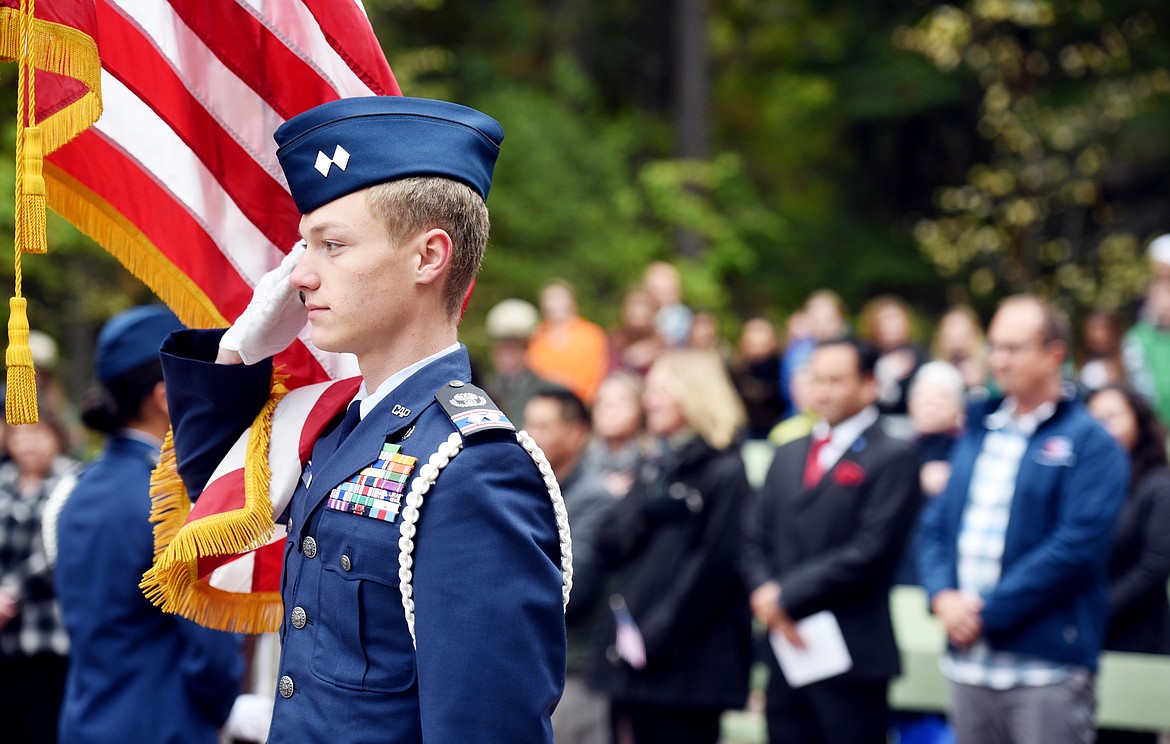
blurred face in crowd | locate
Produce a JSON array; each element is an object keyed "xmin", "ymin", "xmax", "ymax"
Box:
[
  {"xmin": 938, "ymin": 310, "xmax": 979, "ymax": 359},
  {"xmin": 872, "ymin": 303, "xmax": 911, "ymax": 351},
  {"xmin": 592, "ymin": 377, "xmax": 643, "ymax": 444},
  {"xmin": 986, "ymin": 300, "xmax": 1065, "ymax": 403},
  {"xmin": 786, "ymin": 311, "xmax": 810, "ymax": 343},
  {"xmin": 491, "ymin": 337, "xmax": 528, "ymax": 377},
  {"xmin": 7, "ymin": 421, "xmax": 61, "ymax": 479},
  {"xmin": 539, "ymin": 284, "xmax": 576, "ymax": 324},
  {"xmin": 809, "ymin": 343, "xmax": 877, "ymax": 427},
  {"xmin": 643, "ymin": 360, "xmax": 688, "ymax": 437},
  {"xmin": 909, "ymin": 381, "xmax": 962, "ymax": 436},
  {"xmin": 740, "ymin": 318, "xmax": 778, "ymax": 362},
  {"xmin": 806, "ymin": 295, "xmax": 844, "ymax": 340},
  {"xmin": 523, "ymin": 397, "xmax": 589, "ymax": 476},
  {"xmin": 688, "ymin": 312, "xmax": 719, "ymax": 349},
  {"xmin": 1087, "ymin": 388, "xmax": 1139, "ymax": 453},
  {"xmin": 621, "ymin": 290, "xmax": 658, "ymax": 332},
  {"xmin": 1083, "ymin": 312, "xmax": 1119, "ymax": 356},
  {"xmin": 644, "ymin": 262, "xmax": 681, "ymax": 307},
  {"xmin": 788, "ymin": 364, "xmax": 814, "ymax": 413}
]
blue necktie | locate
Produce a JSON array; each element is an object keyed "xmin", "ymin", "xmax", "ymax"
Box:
[{"xmin": 335, "ymin": 401, "xmax": 362, "ymax": 445}]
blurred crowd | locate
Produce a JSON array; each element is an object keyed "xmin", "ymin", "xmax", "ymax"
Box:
[
  {"xmin": 478, "ymin": 242, "xmax": 1170, "ymax": 744},
  {"xmin": 2, "ymin": 240, "xmax": 1170, "ymax": 743}
]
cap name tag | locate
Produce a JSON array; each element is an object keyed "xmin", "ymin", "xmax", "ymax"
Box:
[{"xmin": 326, "ymin": 441, "xmax": 417, "ymax": 523}]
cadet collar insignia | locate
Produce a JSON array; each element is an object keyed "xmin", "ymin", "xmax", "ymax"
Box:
[
  {"xmin": 326, "ymin": 441, "xmax": 417, "ymax": 523},
  {"xmin": 314, "ymin": 144, "xmax": 350, "ymax": 177},
  {"xmin": 437, "ymin": 380, "xmax": 515, "ymax": 436}
]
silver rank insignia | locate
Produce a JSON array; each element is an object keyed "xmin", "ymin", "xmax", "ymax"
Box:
[{"xmin": 436, "ymin": 381, "xmax": 515, "ymax": 436}]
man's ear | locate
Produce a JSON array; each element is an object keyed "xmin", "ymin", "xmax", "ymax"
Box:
[
  {"xmin": 415, "ymin": 228, "xmax": 453, "ymax": 286},
  {"xmin": 151, "ymin": 380, "xmax": 169, "ymax": 418}
]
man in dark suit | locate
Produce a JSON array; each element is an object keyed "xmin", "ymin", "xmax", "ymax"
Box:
[{"xmin": 742, "ymin": 336, "xmax": 921, "ymax": 744}]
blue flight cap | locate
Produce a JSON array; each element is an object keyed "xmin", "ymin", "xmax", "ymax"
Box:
[
  {"xmin": 274, "ymin": 96, "xmax": 505, "ymax": 214},
  {"xmin": 96, "ymin": 305, "xmax": 184, "ymax": 384}
]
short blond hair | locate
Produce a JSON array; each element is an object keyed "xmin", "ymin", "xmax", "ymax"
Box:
[
  {"xmin": 366, "ymin": 177, "xmax": 490, "ymax": 317},
  {"xmin": 651, "ymin": 348, "xmax": 746, "ymax": 451}
]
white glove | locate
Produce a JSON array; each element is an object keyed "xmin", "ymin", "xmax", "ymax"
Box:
[
  {"xmin": 222, "ymin": 693, "xmax": 273, "ymax": 742},
  {"xmin": 220, "ymin": 242, "xmax": 308, "ymax": 364}
]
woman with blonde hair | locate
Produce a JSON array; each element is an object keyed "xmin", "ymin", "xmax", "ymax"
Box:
[{"xmin": 590, "ymin": 348, "xmax": 753, "ymax": 744}]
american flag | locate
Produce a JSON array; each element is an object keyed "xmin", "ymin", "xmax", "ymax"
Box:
[
  {"xmin": 19, "ymin": 0, "xmax": 400, "ymax": 631},
  {"xmin": 43, "ymin": 0, "xmax": 400, "ymax": 386}
]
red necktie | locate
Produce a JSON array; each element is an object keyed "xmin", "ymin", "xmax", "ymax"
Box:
[{"xmin": 803, "ymin": 432, "xmax": 831, "ymax": 489}]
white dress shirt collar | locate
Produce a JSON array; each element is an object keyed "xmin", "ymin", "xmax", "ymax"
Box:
[
  {"xmin": 355, "ymin": 343, "xmax": 461, "ymax": 419},
  {"xmin": 811, "ymin": 405, "xmax": 879, "ymax": 470}
]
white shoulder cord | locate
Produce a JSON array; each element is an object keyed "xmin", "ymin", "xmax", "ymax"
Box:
[
  {"xmin": 40, "ymin": 469, "xmax": 78, "ymax": 569},
  {"xmin": 397, "ymin": 430, "xmax": 575, "ymax": 648}
]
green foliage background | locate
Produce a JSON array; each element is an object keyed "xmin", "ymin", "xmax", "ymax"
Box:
[{"xmin": 0, "ymin": 0, "xmax": 1168, "ymax": 399}]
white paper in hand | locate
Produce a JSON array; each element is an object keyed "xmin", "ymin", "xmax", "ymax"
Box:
[{"xmin": 769, "ymin": 610, "xmax": 853, "ymax": 688}]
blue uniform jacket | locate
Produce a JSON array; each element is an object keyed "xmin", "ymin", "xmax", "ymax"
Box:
[
  {"xmin": 160, "ymin": 329, "xmax": 566, "ymax": 744},
  {"xmin": 55, "ymin": 434, "xmax": 242, "ymax": 743},
  {"xmin": 917, "ymin": 393, "xmax": 1127, "ymax": 670}
]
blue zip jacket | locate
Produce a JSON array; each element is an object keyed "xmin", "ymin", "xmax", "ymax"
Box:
[{"xmin": 917, "ymin": 392, "xmax": 1127, "ymax": 671}]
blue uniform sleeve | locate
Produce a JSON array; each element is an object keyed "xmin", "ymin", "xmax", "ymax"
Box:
[
  {"xmin": 160, "ymin": 329, "xmax": 274, "ymax": 499},
  {"xmin": 176, "ymin": 619, "xmax": 244, "ymax": 727},
  {"xmin": 411, "ymin": 434, "xmax": 565, "ymax": 743}
]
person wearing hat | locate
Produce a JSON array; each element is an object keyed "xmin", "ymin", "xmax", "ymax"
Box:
[
  {"xmin": 49, "ymin": 306, "xmax": 265, "ymax": 743},
  {"xmin": 482, "ymin": 297, "xmax": 551, "ymax": 421},
  {"xmin": 157, "ymin": 97, "xmax": 568, "ymax": 742}
]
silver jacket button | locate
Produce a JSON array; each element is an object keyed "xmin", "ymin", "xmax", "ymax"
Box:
[
  {"xmin": 279, "ymin": 675, "xmax": 294, "ymax": 699},
  {"xmin": 290, "ymin": 606, "xmax": 307, "ymax": 630},
  {"xmin": 340, "ymin": 554, "xmax": 352, "ymax": 571},
  {"xmin": 302, "ymin": 535, "xmax": 317, "ymax": 558}
]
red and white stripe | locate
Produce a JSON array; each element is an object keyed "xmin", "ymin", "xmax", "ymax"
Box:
[
  {"xmin": 46, "ymin": 0, "xmax": 399, "ymax": 385},
  {"xmin": 191, "ymin": 376, "xmax": 359, "ymax": 594}
]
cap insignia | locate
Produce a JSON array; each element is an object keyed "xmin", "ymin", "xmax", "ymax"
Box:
[{"xmin": 314, "ymin": 145, "xmax": 350, "ymax": 177}]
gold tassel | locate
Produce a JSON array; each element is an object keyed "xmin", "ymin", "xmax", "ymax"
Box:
[
  {"xmin": 6, "ymin": 297, "xmax": 38, "ymax": 424},
  {"xmin": 17, "ymin": 125, "xmax": 47, "ymax": 255},
  {"xmin": 7, "ymin": 0, "xmax": 41, "ymax": 424}
]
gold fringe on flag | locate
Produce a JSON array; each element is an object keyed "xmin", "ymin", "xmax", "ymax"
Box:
[
  {"xmin": 140, "ymin": 377, "xmax": 289, "ymax": 634},
  {"xmin": 42, "ymin": 164, "xmax": 228, "ymax": 330},
  {"xmin": 0, "ymin": 7, "xmax": 102, "ymax": 153}
]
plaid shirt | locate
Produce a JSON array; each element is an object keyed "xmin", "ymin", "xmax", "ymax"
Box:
[
  {"xmin": 0, "ymin": 456, "xmax": 76, "ymax": 657},
  {"xmin": 941, "ymin": 398, "xmax": 1077, "ymax": 689}
]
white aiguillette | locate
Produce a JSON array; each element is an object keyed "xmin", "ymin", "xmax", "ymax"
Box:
[{"xmin": 769, "ymin": 610, "xmax": 853, "ymax": 688}]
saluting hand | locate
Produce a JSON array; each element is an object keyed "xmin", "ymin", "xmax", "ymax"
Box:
[{"xmin": 218, "ymin": 241, "xmax": 308, "ymax": 364}]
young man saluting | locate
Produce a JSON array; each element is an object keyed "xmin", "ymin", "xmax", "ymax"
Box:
[{"xmin": 157, "ymin": 97, "xmax": 569, "ymax": 743}]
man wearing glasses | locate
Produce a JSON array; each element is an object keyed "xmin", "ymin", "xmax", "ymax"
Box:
[{"xmin": 918, "ymin": 294, "xmax": 1126, "ymax": 744}]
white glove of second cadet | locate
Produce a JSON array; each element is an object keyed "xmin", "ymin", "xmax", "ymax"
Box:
[
  {"xmin": 221, "ymin": 693, "xmax": 273, "ymax": 742},
  {"xmin": 220, "ymin": 241, "xmax": 307, "ymax": 364}
]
